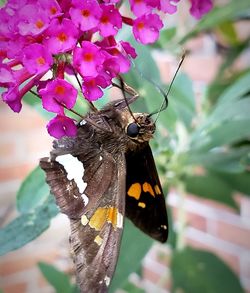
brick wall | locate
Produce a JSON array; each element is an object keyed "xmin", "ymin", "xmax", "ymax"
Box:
[{"xmin": 1, "ymin": 33, "xmax": 250, "ymax": 293}]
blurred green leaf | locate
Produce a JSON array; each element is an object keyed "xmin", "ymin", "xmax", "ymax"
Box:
[
  {"xmin": 0, "ymin": 196, "xmax": 58, "ymax": 256},
  {"xmin": 121, "ymin": 281, "xmax": 145, "ymax": 293},
  {"xmin": 217, "ymin": 22, "xmax": 239, "ymax": 46},
  {"xmin": 180, "ymin": 0, "xmax": 250, "ymax": 43},
  {"xmin": 110, "ymin": 220, "xmax": 153, "ymax": 292},
  {"xmin": 184, "ymin": 173, "xmax": 237, "ymax": 209},
  {"xmin": 16, "ymin": 166, "xmax": 50, "ymax": 213},
  {"xmin": 38, "ymin": 262, "xmax": 77, "ymax": 293},
  {"xmin": 172, "ymin": 247, "xmax": 244, "ymax": 293},
  {"xmin": 187, "ymin": 146, "xmax": 249, "ymax": 173},
  {"xmin": 155, "ymin": 27, "xmax": 177, "ymax": 48},
  {"xmin": 191, "ymin": 119, "xmax": 250, "ymax": 151},
  {"xmin": 215, "ymin": 171, "xmax": 250, "ymax": 196},
  {"xmin": 218, "ymin": 71, "xmax": 250, "ymax": 104}
]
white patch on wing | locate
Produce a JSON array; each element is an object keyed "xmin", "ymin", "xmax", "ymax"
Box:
[
  {"xmin": 99, "ymin": 155, "xmax": 103, "ymax": 161},
  {"xmin": 117, "ymin": 212, "xmax": 123, "ymax": 228},
  {"xmin": 104, "ymin": 276, "xmax": 111, "ymax": 286},
  {"xmin": 56, "ymin": 154, "xmax": 87, "ymax": 195},
  {"xmin": 81, "ymin": 193, "xmax": 89, "ymax": 206}
]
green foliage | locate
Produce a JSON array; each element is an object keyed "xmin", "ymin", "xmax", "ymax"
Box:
[
  {"xmin": 180, "ymin": 0, "xmax": 250, "ymax": 44},
  {"xmin": 172, "ymin": 247, "xmax": 244, "ymax": 293},
  {"xmin": 38, "ymin": 262, "xmax": 79, "ymax": 293},
  {"xmin": 110, "ymin": 220, "xmax": 153, "ymax": 292},
  {"xmin": 0, "ymin": 196, "xmax": 58, "ymax": 255},
  {"xmin": 16, "ymin": 166, "xmax": 50, "ymax": 213}
]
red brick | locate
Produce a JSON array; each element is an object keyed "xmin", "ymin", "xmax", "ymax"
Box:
[
  {"xmin": 0, "ymin": 102, "xmax": 46, "ymax": 132},
  {"xmin": 0, "ymin": 250, "xmax": 59, "ymax": 276},
  {"xmin": 2, "ymin": 282, "xmax": 27, "ymax": 293},
  {"xmin": 183, "ymin": 55, "xmax": 222, "ymax": 83},
  {"xmin": 215, "ymin": 221, "xmax": 250, "ymax": 249},
  {"xmin": 0, "ymin": 163, "xmax": 34, "ymax": 182},
  {"xmin": 142, "ymin": 266, "xmax": 161, "ymax": 284},
  {"xmin": 186, "ymin": 212, "xmax": 207, "ymax": 232}
]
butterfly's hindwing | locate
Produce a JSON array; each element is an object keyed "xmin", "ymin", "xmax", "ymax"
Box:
[
  {"xmin": 69, "ymin": 153, "xmax": 126, "ymax": 292},
  {"xmin": 125, "ymin": 144, "xmax": 168, "ymax": 243}
]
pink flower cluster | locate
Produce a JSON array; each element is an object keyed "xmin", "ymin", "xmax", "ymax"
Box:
[{"xmin": 0, "ymin": 0, "xmax": 213, "ymax": 138}]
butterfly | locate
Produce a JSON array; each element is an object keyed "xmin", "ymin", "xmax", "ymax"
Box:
[{"xmin": 39, "ymin": 83, "xmax": 169, "ymax": 292}]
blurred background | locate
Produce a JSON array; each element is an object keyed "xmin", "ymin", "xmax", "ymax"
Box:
[{"xmin": 1, "ymin": 0, "xmax": 250, "ymax": 292}]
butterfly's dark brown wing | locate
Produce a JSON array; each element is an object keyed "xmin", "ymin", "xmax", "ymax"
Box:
[
  {"xmin": 40, "ymin": 122, "xmax": 126, "ymax": 293},
  {"xmin": 69, "ymin": 154, "xmax": 126, "ymax": 292},
  {"xmin": 125, "ymin": 144, "xmax": 168, "ymax": 243}
]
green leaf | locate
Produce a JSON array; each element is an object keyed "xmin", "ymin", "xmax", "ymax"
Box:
[
  {"xmin": 217, "ymin": 21, "xmax": 239, "ymax": 46},
  {"xmin": 121, "ymin": 281, "xmax": 145, "ymax": 293},
  {"xmin": 0, "ymin": 196, "xmax": 58, "ymax": 256},
  {"xmin": 218, "ymin": 71, "xmax": 250, "ymax": 104},
  {"xmin": 184, "ymin": 173, "xmax": 237, "ymax": 209},
  {"xmin": 186, "ymin": 147, "xmax": 249, "ymax": 173},
  {"xmin": 110, "ymin": 220, "xmax": 153, "ymax": 292},
  {"xmin": 16, "ymin": 166, "xmax": 50, "ymax": 213},
  {"xmin": 215, "ymin": 171, "xmax": 250, "ymax": 196},
  {"xmin": 38, "ymin": 262, "xmax": 76, "ymax": 293},
  {"xmin": 172, "ymin": 247, "xmax": 244, "ymax": 293},
  {"xmin": 191, "ymin": 119, "xmax": 250, "ymax": 151},
  {"xmin": 180, "ymin": 0, "xmax": 250, "ymax": 43}
]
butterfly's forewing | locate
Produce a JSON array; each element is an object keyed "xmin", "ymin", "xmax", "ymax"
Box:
[
  {"xmin": 40, "ymin": 122, "xmax": 126, "ymax": 293},
  {"xmin": 125, "ymin": 144, "xmax": 168, "ymax": 243}
]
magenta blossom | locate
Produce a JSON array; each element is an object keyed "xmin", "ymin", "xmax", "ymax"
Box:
[
  {"xmin": 0, "ymin": 0, "xmax": 213, "ymax": 138},
  {"xmin": 73, "ymin": 41, "xmax": 105, "ymax": 77},
  {"xmin": 39, "ymin": 78, "xmax": 78, "ymax": 114},
  {"xmin": 189, "ymin": 0, "xmax": 213, "ymax": 19},
  {"xmin": 82, "ymin": 76, "xmax": 108, "ymax": 101},
  {"xmin": 133, "ymin": 13, "xmax": 163, "ymax": 44},
  {"xmin": 47, "ymin": 115, "xmax": 77, "ymax": 139},
  {"xmin": 99, "ymin": 4, "xmax": 122, "ymax": 37},
  {"xmin": 44, "ymin": 19, "xmax": 79, "ymax": 54},
  {"xmin": 69, "ymin": 0, "xmax": 102, "ymax": 31},
  {"xmin": 22, "ymin": 44, "xmax": 53, "ymax": 75}
]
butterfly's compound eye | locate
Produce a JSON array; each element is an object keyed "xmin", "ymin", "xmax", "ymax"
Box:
[{"xmin": 127, "ymin": 122, "xmax": 140, "ymax": 137}]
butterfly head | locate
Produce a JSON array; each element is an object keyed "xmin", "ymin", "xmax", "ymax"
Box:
[{"xmin": 126, "ymin": 113, "xmax": 155, "ymax": 143}]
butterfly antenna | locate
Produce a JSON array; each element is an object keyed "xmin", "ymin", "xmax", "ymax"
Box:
[
  {"xmin": 153, "ymin": 52, "xmax": 185, "ymax": 123},
  {"xmin": 115, "ymin": 76, "xmax": 137, "ymax": 122},
  {"xmin": 29, "ymin": 89, "xmax": 84, "ymax": 118}
]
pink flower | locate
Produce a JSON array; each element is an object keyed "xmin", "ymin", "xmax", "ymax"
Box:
[
  {"xmin": 2, "ymin": 86, "xmax": 22, "ymax": 112},
  {"xmin": 47, "ymin": 115, "xmax": 77, "ymax": 138},
  {"xmin": 73, "ymin": 41, "xmax": 105, "ymax": 77},
  {"xmin": 17, "ymin": 4, "xmax": 50, "ymax": 36},
  {"xmin": 39, "ymin": 78, "xmax": 78, "ymax": 114},
  {"xmin": 99, "ymin": 4, "xmax": 122, "ymax": 37},
  {"xmin": 69, "ymin": 0, "xmax": 102, "ymax": 32},
  {"xmin": 189, "ymin": 0, "xmax": 213, "ymax": 19},
  {"xmin": 44, "ymin": 18, "xmax": 79, "ymax": 54},
  {"xmin": 160, "ymin": 0, "xmax": 180, "ymax": 14},
  {"xmin": 129, "ymin": 0, "xmax": 153, "ymax": 17},
  {"xmin": 133, "ymin": 13, "xmax": 163, "ymax": 44},
  {"xmin": 22, "ymin": 43, "xmax": 53, "ymax": 75},
  {"xmin": 82, "ymin": 76, "xmax": 108, "ymax": 101},
  {"xmin": 120, "ymin": 41, "xmax": 137, "ymax": 59}
]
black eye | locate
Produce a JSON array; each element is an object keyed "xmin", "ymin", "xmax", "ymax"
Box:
[{"xmin": 127, "ymin": 122, "xmax": 140, "ymax": 137}]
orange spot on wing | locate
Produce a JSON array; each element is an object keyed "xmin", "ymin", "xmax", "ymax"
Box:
[
  {"xmin": 127, "ymin": 183, "xmax": 141, "ymax": 200},
  {"xmin": 143, "ymin": 182, "xmax": 155, "ymax": 197},
  {"xmin": 89, "ymin": 207, "xmax": 121, "ymax": 231}
]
